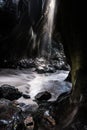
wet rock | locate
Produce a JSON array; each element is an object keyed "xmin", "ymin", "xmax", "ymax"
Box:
[
  {"xmin": 0, "ymin": 99, "xmax": 24, "ymax": 130},
  {"xmin": 45, "ymin": 65, "xmax": 56, "ymax": 73},
  {"xmin": 24, "ymin": 115, "xmax": 34, "ymax": 130},
  {"xmin": 0, "ymin": 84, "xmax": 22, "ymax": 100},
  {"xmin": 17, "ymin": 98, "xmax": 38, "ymax": 114},
  {"xmin": 36, "ymin": 66, "xmax": 45, "ymax": 74},
  {"xmin": 34, "ymin": 58, "xmax": 55, "ymax": 73},
  {"xmin": 50, "ymin": 41, "xmax": 70, "ymax": 71},
  {"xmin": 19, "ymin": 104, "xmax": 38, "ymax": 114},
  {"xmin": 36, "ymin": 65, "xmax": 55, "ymax": 74},
  {"xmin": 22, "ymin": 94, "xmax": 30, "ymax": 99},
  {"xmin": 17, "ymin": 59, "xmax": 36, "ymax": 69},
  {"xmin": 35, "ymin": 91, "xmax": 51, "ymax": 101},
  {"xmin": 50, "ymin": 60, "xmax": 70, "ymax": 71},
  {"xmin": 43, "ymin": 110, "xmax": 56, "ymax": 126},
  {"xmin": 34, "ymin": 106, "xmax": 56, "ymax": 130}
]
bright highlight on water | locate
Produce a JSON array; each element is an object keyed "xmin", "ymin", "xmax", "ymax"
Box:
[{"xmin": 40, "ymin": 0, "xmax": 56, "ymax": 58}]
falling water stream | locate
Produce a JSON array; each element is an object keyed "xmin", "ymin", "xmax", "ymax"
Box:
[
  {"xmin": 40, "ymin": 0, "xmax": 56, "ymax": 57},
  {"xmin": 26, "ymin": 0, "xmax": 56, "ymax": 58}
]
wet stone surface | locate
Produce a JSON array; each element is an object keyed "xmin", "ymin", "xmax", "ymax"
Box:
[
  {"xmin": 0, "ymin": 99, "xmax": 24, "ymax": 130},
  {"xmin": 0, "ymin": 41, "xmax": 70, "ymax": 71},
  {"xmin": 0, "ymin": 89, "xmax": 87, "ymax": 130},
  {"xmin": 0, "ymin": 84, "xmax": 22, "ymax": 100},
  {"xmin": 24, "ymin": 115, "xmax": 34, "ymax": 130},
  {"xmin": 35, "ymin": 91, "xmax": 52, "ymax": 101}
]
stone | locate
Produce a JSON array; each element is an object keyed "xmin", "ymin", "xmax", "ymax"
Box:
[
  {"xmin": 36, "ymin": 66, "xmax": 45, "ymax": 74},
  {"xmin": 36, "ymin": 65, "xmax": 55, "ymax": 74},
  {"xmin": 20, "ymin": 104, "xmax": 38, "ymax": 114},
  {"xmin": 43, "ymin": 110, "xmax": 56, "ymax": 126},
  {"xmin": 22, "ymin": 94, "xmax": 30, "ymax": 99},
  {"xmin": 0, "ymin": 84, "xmax": 22, "ymax": 100},
  {"xmin": 24, "ymin": 115, "xmax": 34, "ymax": 130},
  {"xmin": 17, "ymin": 59, "xmax": 36, "ymax": 69},
  {"xmin": 0, "ymin": 98, "xmax": 24, "ymax": 130},
  {"xmin": 35, "ymin": 91, "xmax": 51, "ymax": 101}
]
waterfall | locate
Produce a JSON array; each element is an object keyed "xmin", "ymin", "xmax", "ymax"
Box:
[
  {"xmin": 39, "ymin": 0, "xmax": 56, "ymax": 58},
  {"xmin": 21, "ymin": 0, "xmax": 56, "ymax": 58}
]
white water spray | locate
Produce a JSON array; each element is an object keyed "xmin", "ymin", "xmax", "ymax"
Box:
[{"xmin": 40, "ymin": 0, "xmax": 56, "ymax": 58}]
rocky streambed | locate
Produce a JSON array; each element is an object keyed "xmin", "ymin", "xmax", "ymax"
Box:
[
  {"xmin": 0, "ymin": 57, "xmax": 87, "ymax": 130},
  {"xmin": 0, "ymin": 66, "xmax": 72, "ymax": 130}
]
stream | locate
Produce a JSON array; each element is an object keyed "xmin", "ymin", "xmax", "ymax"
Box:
[{"xmin": 0, "ymin": 68, "xmax": 71, "ymax": 102}]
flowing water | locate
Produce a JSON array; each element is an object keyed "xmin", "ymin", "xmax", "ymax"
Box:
[
  {"xmin": 25, "ymin": 0, "xmax": 56, "ymax": 58},
  {"xmin": 0, "ymin": 69, "xmax": 71, "ymax": 103},
  {"xmin": 40, "ymin": 0, "xmax": 56, "ymax": 57}
]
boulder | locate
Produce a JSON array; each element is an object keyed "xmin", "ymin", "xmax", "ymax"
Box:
[
  {"xmin": 24, "ymin": 115, "xmax": 34, "ymax": 130},
  {"xmin": 0, "ymin": 84, "xmax": 22, "ymax": 100},
  {"xmin": 22, "ymin": 94, "xmax": 30, "ymax": 99},
  {"xmin": 35, "ymin": 91, "xmax": 51, "ymax": 101}
]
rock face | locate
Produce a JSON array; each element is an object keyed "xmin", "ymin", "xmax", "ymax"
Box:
[
  {"xmin": 17, "ymin": 55, "xmax": 69, "ymax": 71},
  {"xmin": 0, "ymin": 84, "xmax": 22, "ymax": 100},
  {"xmin": 55, "ymin": 0, "xmax": 85, "ymax": 102},
  {"xmin": 0, "ymin": 0, "xmax": 69, "ymax": 71},
  {"xmin": 0, "ymin": 0, "xmax": 42, "ymax": 62},
  {"xmin": 54, "ymin": 1, "xmax": 87, "ymax": 129}
]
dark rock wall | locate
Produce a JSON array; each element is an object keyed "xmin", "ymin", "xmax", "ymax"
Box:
[
  {"xmin": 55, "ymin": 0, "xmax": 81, "ymax": 65},
  {"xmin": 0, "ymin": 0, "xmax": 42, "ymax": 62},
  {"xmin": 55, "ymin": 0, "xmax": 87, "ymax": 102}
]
